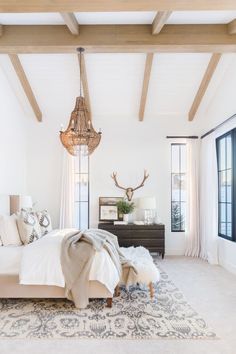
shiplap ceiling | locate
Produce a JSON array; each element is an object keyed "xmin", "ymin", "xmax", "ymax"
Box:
[{"xmin": 0, "ymin": 10, "xmax": 236, "ymax": 122}]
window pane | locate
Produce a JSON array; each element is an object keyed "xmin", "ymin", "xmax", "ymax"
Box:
[
  {"xmin": 180, "ymin": 202, "xmax": 186, "ymax": 230},
  {"xmin": 226, "ymin": 135, "xmax": 232, "ymax": 169},
  {"xmin": 80, "ymin": 202, "xmax": 89, "ymax": 230},
  {"xmin": 172, "ymin": 174, "xmax": 180, "ymax": 202},
  {"xmin": 180, "ymin": 174, "xmax": 186, "ymax": 201},
  {"xmin": 219, "ymin": 138, "xmax": 226, "ymax": 170},
  {"xmin": 227, "ymin": 203, "xmax": 232, "ymax": 223},
  {"xmin": 220, "ymin": 203, "xmax": 226, "ymax": 223},
  {"xmin": 219, "ymin": 222, "xmax": 226, "ymax": 235},
  {"xmin": 171, "ymin": 202, "xmax": 181, "ymax": 231},
  {"xmin": 226, "ymin": 169, "xmax": 232, "ymax": 203},
  {"xmin": 219, "ymin": 171, "xmax": 226, "ymax": 202},
  {"xmin": 227, "ymin": 223, "xmax": 232, "ymax": 237},
  {"xmin": 171, "ymin": 145, "xmax": 180, "ymax": 173},
  {"xmin": 180, "ymin": 145, "xmax": 187, "ymax": 173},
  {"xmin": 74, "ymin": 202, "xmax": 80, "ymax": 229}
]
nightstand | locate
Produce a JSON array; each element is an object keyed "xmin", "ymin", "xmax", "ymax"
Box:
[{"xmin": 98, "ymin": 223, "xmax": 165, "ymax": 258}]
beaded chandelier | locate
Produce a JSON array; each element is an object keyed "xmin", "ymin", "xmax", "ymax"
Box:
[{"xmin": 60, "ymin": 47, "xmax": 101, "ymax": 156}]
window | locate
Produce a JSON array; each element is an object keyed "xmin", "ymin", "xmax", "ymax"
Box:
[
  {"xmin": 216, "ymin": 129, "xmax": 236, "ymax": 241},
  {"xmin": 74, "ymin": 149, "xmax": 89, "ymax": 229},
  {"xmin": 171, "ymin": 144, "xmax": 187, "ymax": 232}
]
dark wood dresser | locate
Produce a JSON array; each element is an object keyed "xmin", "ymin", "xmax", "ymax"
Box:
[{"xmin": 98, "ymin": 223, "xmax": 165, "ymax": 258}]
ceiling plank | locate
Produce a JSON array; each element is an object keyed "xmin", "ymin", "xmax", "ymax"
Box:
[
  {"xmin": 8, "ymin": 54, "xmax": 42, "ymax": 122},
  {"xmin": 60, "ymin": 12, "xmax": 79, "ymax": 35},
  {"xmin": 0, "ymin": 25, "xmax": 2, "ymax": 36},
  {"xmin": 139, "ymin": 53, "xmax": 154, "ymax": 121},
  {"xmin": 188, "ymin": 53, "xmax": 221, "ymax": 122},
  {"xmin": 0, "ymin": 0, "xmax": 236, "ymax": 12},
  {"xmin": 228, "ymin": 19, "xmax": 236, "ymax": 34},
  {"xmin": 0, "ymin": 24, "xmax": 236, "ymax": 53},
  {"xmin": 152, "ymin": 11, "xmax": 172, "ymax": 34},
  {"xmin": 78, "ymin": 52, "xmax": 91, "ymax": 117}
]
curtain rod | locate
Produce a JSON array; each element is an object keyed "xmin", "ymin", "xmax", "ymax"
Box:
[
  {"xmin": 166, "ymin": 136, "xmax": 198, "ymax": 139},
  {"xmin": 201, "ymin": 113, "xmax": 236, "ymax": 139}
]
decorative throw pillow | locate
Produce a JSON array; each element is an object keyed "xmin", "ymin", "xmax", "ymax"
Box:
[
  {"xmin": 36, "ymin": 210, "xmax": 52, "ymax": 235},
  {"xmin": 0, "ymin": 214, "xmax": 22, "ymax": 246},
  {"xmin": 17, "ymin": 209, "xmax": 42, "ymax": 245}
]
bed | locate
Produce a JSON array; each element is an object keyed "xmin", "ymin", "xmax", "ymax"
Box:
[{"xmin": 0, "ymin": 195, "xmax": 115, "ymax": 306}]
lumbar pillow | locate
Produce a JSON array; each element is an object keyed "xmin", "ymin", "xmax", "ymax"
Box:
[
  {"xmin": 0, "ymin": 214, "xmax": 22, "ymax": 246},
  {"xmin": 17, "ymin": 209, "xmax": 42, "ymax": 244},
  {"xmin": 36, "ymin": 210, "xmax": 52, "ymax": 235}
]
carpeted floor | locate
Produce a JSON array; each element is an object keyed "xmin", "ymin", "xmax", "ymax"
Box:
[{"xmin": 0, "ymin": 260, "xmax": 215, "ymax": 340}]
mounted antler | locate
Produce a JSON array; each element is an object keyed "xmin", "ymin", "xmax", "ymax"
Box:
[
  {"xmin": 133, "ymin": 170, "xmax": 149, "ymax": 191},
  {"xmin": 111, "ymin": 170, "xmax": 149, "ymax": 201}
]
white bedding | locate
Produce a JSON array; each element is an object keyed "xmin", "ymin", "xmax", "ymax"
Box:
[
  {"xmin": 19, "ymin": 229, "xmax": 120, "ymax": 294},
  {"xmin": 0, "ymin": 245, "xmax": 23, "ymax": 275}
]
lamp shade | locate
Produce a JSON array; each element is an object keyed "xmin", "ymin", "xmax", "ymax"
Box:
[
  {"xmin": 138, "ymin": 197, "xmax": 156, "ymax": 210},
  {"xmin": 10, "ymin": 195, "xmax": 33, "ymax": 214}
]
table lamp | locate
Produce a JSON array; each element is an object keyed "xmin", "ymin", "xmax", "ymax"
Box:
[{"xmin": 138, "ymin": 197, "xmax": 156, "ymax": 225}]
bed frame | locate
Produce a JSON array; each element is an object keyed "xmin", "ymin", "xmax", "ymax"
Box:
[{"xmin": 0, "ymin": 195, "xmax": 113, "ymax": 307}]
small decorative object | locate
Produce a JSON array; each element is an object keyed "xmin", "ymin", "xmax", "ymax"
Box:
[
  {"xmin": 99, "ymin": 197, "xmax": 123, "ymax": 221},
  {"xmin": 111, "ymin": 170, "xmax": 149, "ymax": 201},
  {"xmin": 116, "ymin": 200, "xmax": 135, "ymax": 223},
  {"xmin": 138, "ymin": 197, "xmax": 156, "ymax": 225},
  {"xmin": 60, "ymin": 47, "xmax": 101, "ymax": 156}
]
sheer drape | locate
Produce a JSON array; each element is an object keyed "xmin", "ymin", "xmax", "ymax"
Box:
[
  {"xmin": 185, "ymin": 139, "xmax": 201, "ymax": 257},
  {"xmin": 199, "ymin": 134, "xmax": 219, "ymax": 264},
  {"xmin": 59, "ymin": 151, "xmax": 75, "ymax": 229}
]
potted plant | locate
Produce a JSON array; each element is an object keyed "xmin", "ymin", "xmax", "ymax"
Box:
[{"xmin": 116, "ymin": 200, "xmax": 135, "ymax": 223}]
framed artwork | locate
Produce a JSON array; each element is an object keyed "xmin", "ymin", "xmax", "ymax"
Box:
[{"xmin": 99, "ymin": 197, "xmax": 123, "ymax": 221}]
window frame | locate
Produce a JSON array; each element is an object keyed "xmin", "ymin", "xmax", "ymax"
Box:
[
  {"xmin": 216, "ymin": 128, "xmax": 236, "ymax": 242},
  {"xmin": 171, "ymin": 143, "xmax": 187, "ymax": 233},
  {"xmin": 74, "ymin": 153, "xmax": 90, "ymax": 230}
]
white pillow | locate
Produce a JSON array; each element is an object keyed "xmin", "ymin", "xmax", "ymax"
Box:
[
  {"xmin": 36, "ymin": 210, "xmax": 52, "ymax": 236},
  {"xmin": 17, "ymin": 209, "xmax": 42, "ymax": 245},
  {"xmin": 0, "ymin": 214, "xmax": 22, "ymax": 246}
]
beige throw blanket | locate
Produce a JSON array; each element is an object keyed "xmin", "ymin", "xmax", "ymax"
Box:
[{"xmin": 61, "ymin": 228, "xmax": 137, "ymax": 308}]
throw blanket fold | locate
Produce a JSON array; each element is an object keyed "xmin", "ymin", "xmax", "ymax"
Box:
[{"xmin": 61, "ymin": 228, "xmax": 137, "ymax": 308}]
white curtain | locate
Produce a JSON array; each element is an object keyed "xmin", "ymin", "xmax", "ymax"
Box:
[
  {"xmin": 59, "ymin": 151, "xmax": 75, "ymax": 228},
  {"xmin": 200, "ymin": 116, "xmax": 236, "ymax": 264},
  {"xmin": 185, "ymin": 139, "xmax": 201, "ymax": 257},
  {"xmin": 199, "ymin": 133, "xmax": 219, "ymax": 264}
]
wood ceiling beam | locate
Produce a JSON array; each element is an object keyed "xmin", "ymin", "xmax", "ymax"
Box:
[
  {"xmin": 188, "ymin": 53, "xmax": 221, "ymax": 122},
  {"xmin": 0, "ymin": 25, "xmax": 2, "ymax": 36},
  {"xmin": 60, "ymin": 12, "xmax": 79, "ymax": 35},
  {"xmin": 152, "ymin": 11, "xmax": 172, "ymax": 34},
  {"xmin": 78, "ymin": 52, "xmax": 92, "ymax": 117},
  {"xmin": 8, "ymin": 54, "xmax": 42, "ymax": 122},
  {"xmin": 139, "ymin": 53, "xmax": 153, "ymax": 121},
  {"xmin": 228, "ymin": 19, "xmax": 236, "ymax": 34},
  {"xmin": 0, "ymin": 24, "xmax": 236, "ymax": 54},
  {"xmin": 0, "ymin": 0, "xmax": 236, "ymax": 12}
]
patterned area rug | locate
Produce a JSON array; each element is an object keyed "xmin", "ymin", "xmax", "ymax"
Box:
[{"xmin": 0, "ymin": 261, "xmax": 216, "ymax": 340}]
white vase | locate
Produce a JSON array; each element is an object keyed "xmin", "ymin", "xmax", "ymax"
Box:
[{"xmin": 123, "ymin": 214, "xmax": 129, "ymax": 223}]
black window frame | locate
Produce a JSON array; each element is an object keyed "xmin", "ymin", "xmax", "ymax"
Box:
[
  {"xmin": 216, "ymin": 128, "xmax": 236, "ymax": 242},
  {"xmin": 171, "ymin": 143, "xmax": 187, "ymax": 233}
]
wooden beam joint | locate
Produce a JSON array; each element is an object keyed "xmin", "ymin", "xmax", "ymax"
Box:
[
  {"xmin": 60, "ymin": 12, "xmax": 79, "ymax": 35},
  {"xmin": 152, "ymin": 11, "xmax": 172, "ymax": 34},
  {"xmin": 228, "ymin": 19, "xmax": 236, "ymax": 34}
]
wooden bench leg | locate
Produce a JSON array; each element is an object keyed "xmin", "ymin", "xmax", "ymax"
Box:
[
  {"xmin": 106, "ymin": 297, "xmax": 113, "ymax": 308},
  {"xmin": 114, "ymin": 285, "xmax": 120, "ymax": 297},
  {"xmin": 149, "ymin": 282, "xmax": 155, "ymax": 300}
]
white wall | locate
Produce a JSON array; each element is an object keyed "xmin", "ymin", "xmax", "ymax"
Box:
[
  {"xmin": 0, "ymin": 66, "xmax": 28, "ymax": 196},
  {"xmin": 196, "ymin": 55, "xmax": 236, "ymax": 274}
]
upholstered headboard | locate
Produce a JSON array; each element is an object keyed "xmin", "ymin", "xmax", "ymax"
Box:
[{"xmin": 0, "ymin": 195, "xmax": 33, "ymax": 215}]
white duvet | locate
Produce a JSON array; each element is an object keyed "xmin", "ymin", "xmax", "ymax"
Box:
[{"xmin": 19, "ymin": 229, "xmax": 120, "ymax": 294}]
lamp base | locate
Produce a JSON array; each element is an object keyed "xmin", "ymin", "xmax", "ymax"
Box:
[{"xmin": 144, "ymin": 209, "xmax": 155, "ymax": 225}]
